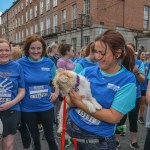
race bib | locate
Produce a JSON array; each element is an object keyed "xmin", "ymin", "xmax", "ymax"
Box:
[
  {"xmin": 76, "ymin": 108, "xmax": 100, "ymax": 125},
  {"xmin": 0, "ymin": 90, "xmax": 12, "ymax": 102},
  {"xmin": 29, "ymin": 85, "xmax": 48, "ymax": 99}
]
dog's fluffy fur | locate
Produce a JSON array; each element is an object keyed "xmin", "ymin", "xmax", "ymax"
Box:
[{"xmin": 53, "ymin": 69, "xmax": 102, "ymax": 133}]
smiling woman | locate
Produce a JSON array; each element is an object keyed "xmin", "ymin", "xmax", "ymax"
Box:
[
  {"xmin": 0, "ymin": 38, "xmax": 25, "ymax": 150},
  {"xmin": 0, "ymin": 41, "xmax": 11, "ymax": 64},
  {"xmin": 17, "ymin": 34, "xmax": 59, "ymax": 150}
]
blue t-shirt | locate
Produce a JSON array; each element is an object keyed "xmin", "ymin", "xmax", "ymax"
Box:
[
  {"xmin": 17, "ymin": 57, "xmax": 56, "ymax": 112},
  {"xmin": 74, "ymin": 57, "xmax": 98, "ymax": 74},
  {"xmin": 140, "ymin": 61, "xmax": 149, "ymax": 91},
  {"xmin": 135, "ymin": 59, "xmax": 145, "ymax": 98},
  {"xmin": 0, "ymin": 60, "xmax": 25, "ymax": 111},
  {"xmin": 69, "ymin": 66, "xmax": 136, "ymax": 137}
]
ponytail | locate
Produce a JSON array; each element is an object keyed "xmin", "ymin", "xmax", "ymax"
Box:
[{"xmin": 122, "ymin": 45, "xmax": 135, "ymax": 72}]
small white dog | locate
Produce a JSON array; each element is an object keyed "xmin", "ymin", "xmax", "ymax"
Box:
[{"xmin": 53, "ymin": 69, "xmax": 102, "ymax": 134}]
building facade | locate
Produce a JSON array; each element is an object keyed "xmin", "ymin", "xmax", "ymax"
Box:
[{"xmin": 1, "ymin": 0, "xmax": 150, "ymax": 52}]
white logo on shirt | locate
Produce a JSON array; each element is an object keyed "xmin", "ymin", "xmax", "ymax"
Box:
[
  {"xmin": 41, "ymin": 67, "xmax": 50, "ymax": 71},
  {"xmin": 107, "ymin": 83, "xmax": 120, "ymax": 91}
]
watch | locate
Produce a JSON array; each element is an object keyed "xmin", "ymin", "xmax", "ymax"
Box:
[{"xmin": 136, "ymin": 72, "xmax": 140, "ymax": 76}]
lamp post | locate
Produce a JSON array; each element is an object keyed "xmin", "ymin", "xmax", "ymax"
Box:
[{"xmin": 79, "ymin": 11, "xmax": 86, "ymax": 48}]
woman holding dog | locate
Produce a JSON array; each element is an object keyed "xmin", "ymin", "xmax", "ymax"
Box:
[
  {"xmin": 74, "ymin": 42, "xmax": 98, "ymax": 74},
  {"xmin": 17, "ymin": 34, "xmax": 59, "ymax": 150},
  {"xmin": 66, "ymin": 30, "xmax": 136, "ymax": 150},
  {"xmin": 0, "ymin": 39, "xmax": 25, "ymax": 150}
]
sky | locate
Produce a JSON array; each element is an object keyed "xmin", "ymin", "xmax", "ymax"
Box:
[{"xmin": 0, "ymin": 0, "xmax": 15, "ymax": 13}]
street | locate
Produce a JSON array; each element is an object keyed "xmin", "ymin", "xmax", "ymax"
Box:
[{"xmin": 0, "ymin": 117, "xmax": 147, "ymax": 150}]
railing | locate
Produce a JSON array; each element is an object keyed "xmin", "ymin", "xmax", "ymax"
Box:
[{"xmin": 31, "ymin": 16, "xmax": 92, "ymax": 37}]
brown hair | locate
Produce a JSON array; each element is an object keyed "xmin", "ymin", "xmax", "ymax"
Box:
[
  {"xmin": 95, "ymin": 30, "xmax": 135, "ymax": 71},
  {"xmin": 11, "ymin": 48, "xmax": 23, "ymax": 60},
  {"xmin": 85, "ymin": 42, "xmax": 95, "ymax": 57},
  {"xmin": 137, "ymin": 50, "xmax": 146, "ymax": 60},
  {"xmin": 0, "ymin": 39, "xmax": 11, "ymax": 50},
  {"xmin": 128, "ymin": 43, "xmax": 136, "ymax": 52},
  {"xmin": 23, "ymin": 34, "xmax": 46, "ymax": 57},
  {"xmin": 58, "ymin": 43, "xmax": 72, "ymax": 56}
]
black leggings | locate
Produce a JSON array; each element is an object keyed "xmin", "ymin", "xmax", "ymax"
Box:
[
  {"xmin": 22, "ymin": 108, "xmax": 58, "ymax": 150},
  {"xmin": 19, "ymin": 118, "xmax": 31, "ymax": 149},
  {"xmin": 128, "ymin": 99, "xmax": 140, "ymax": 132}
]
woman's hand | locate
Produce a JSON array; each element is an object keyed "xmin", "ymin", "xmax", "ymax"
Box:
[
  {"xmin": 0, "ymin": 101, "xmax": 14, "ymax": 111},
  {"xmin": 69, "ymin": 90, "xmax": 83, "ymax": 107},
  {"xmin": 50, "ymin": 92, "xmax": 58, "ymax": 102}
]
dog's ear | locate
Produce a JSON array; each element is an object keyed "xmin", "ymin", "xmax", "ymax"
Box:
[{"xmin": 59, "ymin": 75, "xmax": 69, "ymax": 83}]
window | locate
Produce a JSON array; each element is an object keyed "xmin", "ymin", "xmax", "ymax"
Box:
[
  {"xmin": 71, "ymin": 38, "xmax": 77, "ymax": 53},
  {"xmin": 30, "ymin": 0, "xmax": 32, "ymax": 3},
  {"xmin": 83, "ymin": 36, "xmax": 90, "ymax": 46},
  {"xmin": 46, "ymin": 0, "xmax": 50, "ymax": 11},
  {"xmin": 53, "ymin": 0, "xmax": 57, "ymax": 7},
  {"xmin": 15, "ymin": 8, "xmax": 17, "ymax": 15},
  {"xmin": 21, "ymin": 3, "xmax": 24, "ymax": 10},
  {"xmin": 18, "ymin": 32, "xmax": 21, "ymax": 42},
  {"xmin": 16, "ymin": 33, "xmax": 18, "ymax": 43},
  {"xmin": 18, "ymin": 17, "xmax": 20, "ymax": 26},
  {"xmin": 22, "ymin": 30, "xmax": 24, "ymax": 39},
  {"xmin": 72, "ymin": 4, "xmax": 77, "ymax": 29},
  {"xmin": 22, "ymin": 15, "xmax": 24, "ymax": 24},
  {"xmin": 30, "ymin": 9, "xmax": 33, "ymax": 20},
  {"xmin": 26, "ymin": 11, "xmax": 28, "ymax": 22},
  {"xmin": 53, "ymin": 14, "xmax": 58, "ymax": 33},
  {"xmin": 62, "ymin": 10, "xmax": 66, "ymax": 31},
  {"xmin": 40, "ymin": 20, "xmax": 44, "ymax": 35},
  {"xmin": 18, "ymin": 5, "xmax": 20, "ymax": 12},
  {"xmin": 40, "ymin": 1, "xmax": 44, "ymax": 14},
  {"xmin": 26, "ymin": 28, "xmax": 29, "ymax": 36},
  {"xmin": 26, "ymin": 0, "xmax": 28, "ymax": 6},
  {"xmin": 34, "ymin": 5, "xmax": 37, "ymax": 17},
  {"xmin": 30, "ymin": 26, "xmax": 33, "ymax": 34},
  {"xmin": 144, "ymin": 6, "xmax": 150, "ymax": 30},
  {"xmin": 35, "ymin": 24, "xmax": 38, "ymax": 33},
  {"xmin": 46, "ymin": 17, "xmax": 50, "ymax": 34},
  {"xmin": 84, "ymin": 0, "xmax": 90, "ymax": 15},
  {"xmin": 84, "ymin": 0, "xmax": 90, "ymax": 26},
  {"xmin": 16, "ymin": 19, "xmax": 17, "ymax": 27}
]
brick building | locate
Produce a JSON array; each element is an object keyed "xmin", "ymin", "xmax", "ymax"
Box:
[{"xmin": 1, "ymin": 0, "xmax": 150, "ymax": 52}]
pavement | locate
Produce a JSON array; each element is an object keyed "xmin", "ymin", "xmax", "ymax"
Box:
[{"xmin": 0, "ymin": 117, "xmax": 147, "ymax": 150}]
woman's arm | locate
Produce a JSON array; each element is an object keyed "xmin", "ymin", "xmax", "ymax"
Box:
[
  {"xmin": 0, "ymin": 88, "xmax": 25, "ymax": 111},
  {"xmin": 146, "ymin": 80, "xmax": 150, "ymax": 104},
  {"xmin": 69, "ymin": 90, "xmax": 124, "ymax": 124}
]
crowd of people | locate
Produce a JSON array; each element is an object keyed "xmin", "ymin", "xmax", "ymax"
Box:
[{"xmin": 0, "ymin": 30, "xmax": 149, "ymax": 150}]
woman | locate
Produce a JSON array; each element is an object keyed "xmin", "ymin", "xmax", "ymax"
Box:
[
  {"xmin": 144, "ymin": 71, "xmax": 150, "ymax": 150},
  {"xmin": 46, "ymin": 42, "xmax": 60, "ymax": 65},
  {"xmin": 127, "ymin": 43, "xmax": 145, "ymax": 149},
  {"xmin": 66, "ymin": 30, "xmax": 136, "ymax": 150},
  {"xmin": 57, "ymin": 43, "xmax": 75, "ymax": 70},
  {"xmin": 138, "ymin": 50, "xmax": 149, "ymax": 124},
  {"xmin": 17, "ymin": 34, "xmax": 59, "ymax": 150},
  {"xmin": 0, "ymin": 39, "xmax": 25, "ymax": 150},
  {"xmin": 74, "ymin": 42, "xmax": 98, "ymax": 74}
]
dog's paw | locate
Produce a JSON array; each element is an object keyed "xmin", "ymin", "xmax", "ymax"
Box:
[
  {"xmin": 82, "ymin": 100, "xmax": 96, "ymax": 113},
  {"xmin": 95, "ymin": 104, "xmax": 102, "ymax": 110},
  {"xmin": 88, "ymin": 105, "xmax": 96, "ymax": 113}
]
